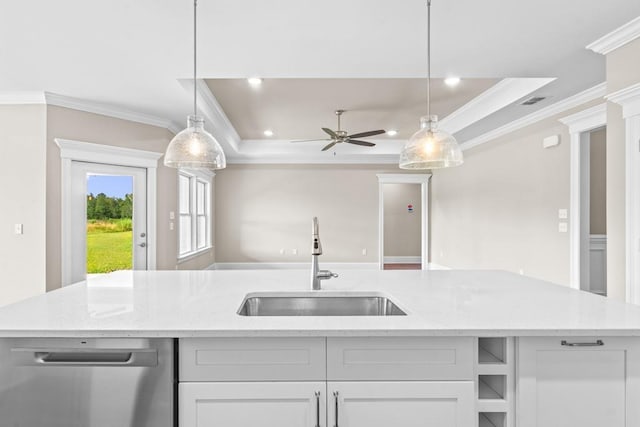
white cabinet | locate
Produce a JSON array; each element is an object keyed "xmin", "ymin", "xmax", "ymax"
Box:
[
  {"xmin": 180, "ymin": 382, "xmax": 326, "ymax": 427},
  {"xmin": 329, "ymin": 381, "xmax": 475, "ymax": 427},
  {"xmin": 518, "ymin": 337, "xmax": 640, "ymax": 427}
]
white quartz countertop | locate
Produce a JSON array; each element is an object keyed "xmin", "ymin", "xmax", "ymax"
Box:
[{"xmin": 1, "ymin": 269, "xmax": 640, "ymax": 337}]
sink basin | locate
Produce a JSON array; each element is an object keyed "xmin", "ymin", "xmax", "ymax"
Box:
[{"xmin": 237, "ymin": 292, "xmax": 407, "ymax": 316}]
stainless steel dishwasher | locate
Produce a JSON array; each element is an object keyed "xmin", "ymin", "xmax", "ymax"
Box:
[{"xmin": 0, "ymin": 338, "xmax": 176, "ymax": 427}]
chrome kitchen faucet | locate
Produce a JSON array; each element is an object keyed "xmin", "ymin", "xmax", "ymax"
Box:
[{"xmin": 311, "ymin": 217, "xmax": 338, "ymax": 290}]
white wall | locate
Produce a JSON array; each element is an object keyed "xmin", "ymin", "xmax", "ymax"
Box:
[
  {"xmin": 0, "ymin": 105, "xmax": 47, "ymax": 306},
  {"xmin": 214, "ymin": 164, "xmax": 402, "ymax": 263}
]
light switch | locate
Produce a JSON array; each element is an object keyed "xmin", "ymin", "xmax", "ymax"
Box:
[
  {"xmin": 169, "ymin": 211, "xmax": 175, "ymax": 220},
  {"xmin": 559, "ymin": 222, "xmax": 568, "ymax": 233},
  {"xmin": 14, "ymin": 223, "xmax": 23, "ymax": 235},
  {"xmin": 558, "ymin": 209, "xmax": 568, "ymax": 219}
]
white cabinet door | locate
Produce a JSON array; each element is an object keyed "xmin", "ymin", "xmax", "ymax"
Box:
[
  {"xmin": 180, "ymin": 382, "xmax": 326, "ymax": 427},
  {"xmin": 518, "ymin": 337, "xmax": 640, "ymax": 427},
  {"xmin": 328, "ymin": 381, "xmax": 475, "ymax": 427}
]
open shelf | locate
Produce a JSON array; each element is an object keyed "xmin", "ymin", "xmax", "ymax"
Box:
[
  {"xmin": 479, "ymin": 375, "xmax": 506, "ymax": 400},
  {"xmin": 479, "ymin": 412, "xmax": 506, "ymax": 427},
  {"xmin": 479, "ymin": 338, "xmax": 506, "ymax": 364}
]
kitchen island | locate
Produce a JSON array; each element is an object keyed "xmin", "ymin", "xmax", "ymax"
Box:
[{"xmin": 1, "ymin": 269, "xmax": 640, "ymax": 427}]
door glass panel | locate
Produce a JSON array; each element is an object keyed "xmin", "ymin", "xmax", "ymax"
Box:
[
  {"xmin": 196, "ymin": 181, "xmax": 206, "ymax": 215},
  {"xmin": 197, "ymin": 216, "xmax": 206, "ymax": 248},
  {"xmin": 86, "ymin": 175, "xmax": 133, "ymax": 274},
  {"xmin": 179, "ymin": 175, "xmax": 190, "ymax": 214}
]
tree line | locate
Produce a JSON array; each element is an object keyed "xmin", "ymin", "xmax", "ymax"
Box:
[{"xmin": 87, "ymin": 193, "xmax": 133, "ymax": 220}]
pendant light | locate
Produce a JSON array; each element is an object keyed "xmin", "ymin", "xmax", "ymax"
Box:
[
  {"xmin": 399, "ymin": 0, "xmax": 463, "ymax": 169},
  {"xmin": 164, "ymin": 0, "xmax": 226, "ymax": 170}
]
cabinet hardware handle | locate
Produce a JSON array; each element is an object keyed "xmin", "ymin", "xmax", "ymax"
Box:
[
  {"xmin": 333, "ymin": 391, "xmax": 339, "ymax": 427},
  {"xmin": 561, "ymin": 339, "xmax": 604, "ymax": 347},
  {"xmin": 315, "ymin": 391, "xmax": 321, "ymax": 427}
]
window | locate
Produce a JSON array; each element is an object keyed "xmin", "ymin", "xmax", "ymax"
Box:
[{"xmin": 178, "ymin": 170, "xmax": 212, "ymax": 258}]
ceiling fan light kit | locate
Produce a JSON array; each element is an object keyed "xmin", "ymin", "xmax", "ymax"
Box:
[
  {"xmin": 164, "ymin": 0, "xmax": 226, "ymax": 170},
  {"xmin": 399, "ymin": 0, "xmax": 463, "ymax": 170}
]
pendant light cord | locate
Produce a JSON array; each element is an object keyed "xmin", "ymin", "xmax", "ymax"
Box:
[
  {"xmin": 426, "ymin": 0, "xmax": 431, "ymax": 119},
  {"xmin": 193, "ymin": 0, "xmax": 197, "ymax": 118}
]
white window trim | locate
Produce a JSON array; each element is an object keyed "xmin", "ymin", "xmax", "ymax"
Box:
[
  {"xmin": 178, "ymin": 169, "xmax": 214, "ymax": 260},
  {"xmin": 55, "ymin": 138, "xmax": 162, "ymax": 285}
]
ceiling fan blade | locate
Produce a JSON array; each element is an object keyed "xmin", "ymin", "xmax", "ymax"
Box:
[
  {"xmin": 290, "ymin": 138, "xmax": 332, "ymax": 143},
  {"xmin": 322, "ymin": 127, "xmax": 339, "ymax": 139},
  {"xmin": 321, "ymin": 141, "xmax": 338, "ymax": 151},
  {"xmin": 348, "ymin": 129, "xmax": 386, "ymax": 139},
  {"xmin": 346, "ymin": 139, "xmax": 376, "ymax": 147}
]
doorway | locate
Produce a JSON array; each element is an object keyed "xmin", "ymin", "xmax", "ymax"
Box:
[
  {"xmin": 377, "ymin": 174, "xmax": 431, "ymax": 270},
  {"xmin": 382, "ymin": 183, "xmax": 422, "ymax": 270},
  {"xmin": 70, "ymin": 162, "xmax": 147, "ymax": 283}
]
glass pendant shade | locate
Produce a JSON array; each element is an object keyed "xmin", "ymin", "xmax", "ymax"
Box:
[
  {"xmin": 399, "ymin": 115, "xmax": 463, "ymax": 169},
  {"xmin": 164, "ymin": 115, "xmax": 226, "ymax": 170}
]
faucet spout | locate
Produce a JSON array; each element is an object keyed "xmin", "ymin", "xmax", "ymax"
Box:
[{"xmin": 310, "ymin": 217, "xmax": 337, "ymax": 290}]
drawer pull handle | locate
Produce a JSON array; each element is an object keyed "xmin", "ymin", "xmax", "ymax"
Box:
[
  {"xmin": 315, "ymin": 391, "xmax": 320, "ymax": 427},
  {"xmin": 561, "ymin": 340, "xmax": 604, "ymax": 347},
  {"xmin": 333, "ymin": 391, "xmax": 339, "ymax": 427}
]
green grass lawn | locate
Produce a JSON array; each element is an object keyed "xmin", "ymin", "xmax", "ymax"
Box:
[{"xmin": 87, "ymin": 230, "xmax": 132, "ymax": 274}]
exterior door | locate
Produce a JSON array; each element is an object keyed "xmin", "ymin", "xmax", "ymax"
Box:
[
  {"xmin": 179, "ymin": 382, "xmax": 326, "ymax": 427},
  {"xmin": 328, "ymin": 381, "xmax": 475, "ymax": 427},
  {"xmin": 68, "ymin": 161, "xmax": 147, "ymax": 285}
]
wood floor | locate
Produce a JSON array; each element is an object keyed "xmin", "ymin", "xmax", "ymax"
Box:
[{"xmin": 383, "ymin": 263, "xmax": 422, "ymax": 270}]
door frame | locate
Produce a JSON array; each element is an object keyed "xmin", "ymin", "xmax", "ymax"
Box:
[
  {"xmin": 55, "ymin": 139, "xmax": 163, "ymax": 286},
  {"xmin": 607, "ymin": 83, "xmax": 640, "ymax": 304},
  {"xmin": 559, "ymin": 104, "xmax": 606, "ymax": 290},
  {"xmin": 377, "ymin": 174, "xmax": 431, "ymax": 270}
]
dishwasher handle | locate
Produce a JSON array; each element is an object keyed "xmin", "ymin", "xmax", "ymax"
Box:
[{"xmin": 11, "ymin": 348, "xmax": 158, "ymax": 367}]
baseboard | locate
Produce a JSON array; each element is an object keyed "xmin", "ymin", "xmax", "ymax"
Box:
[
  {"xmin": 383, "ymin": 256, "xmax": 421, "ymax": 264},
  {"xmin": 210, "ymin": 262, "xmax": 379, "ymax": 270}
]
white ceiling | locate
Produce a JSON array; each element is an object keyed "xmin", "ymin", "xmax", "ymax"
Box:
[{"xmin": 1, "ymin": 0, "xmax": 639, "ymax": 162}]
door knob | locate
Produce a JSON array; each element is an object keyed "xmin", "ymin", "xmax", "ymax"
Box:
[
  {"xmin": 138, "ymin": 243, "xmax": 147, "ymax": 248},
  {"xmin": 140, "ymin": 232, "xmax": 146, "ymax": 238}
]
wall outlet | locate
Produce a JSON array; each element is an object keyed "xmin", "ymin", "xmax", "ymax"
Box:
[
  {"xmin": 519, "ymin": 269, "xmax": 525, "ymax": 275},
  {"xmin": 14, "ymin": 224, "xmax": 23, "ymax": 235},
  {"xmin": 558, "ymin": 209, "xmax": 568, "ymax": 219},
  {"xmin": 169, "ymin": 222, "xmax": 174, "ymax": 231},
  {"xmin": 362, "ymin": 248, "xmax": 367, "ymax": 256},
  {"xmin": 169, "ymin": 211, "xmax": 175, "ymax": 220},
  {"xmin": 558, "ymin": 222, "xmax": 568, "ymax": 233},
  {"xmin": 279, "ymin": 248, "xmax": 285, "ymax": 255},
  {"xmin": 292, "ymin": 248, "xmax": 298, "ymax": 255}
]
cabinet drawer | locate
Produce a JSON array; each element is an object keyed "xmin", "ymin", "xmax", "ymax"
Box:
[
  {"xmin": 180, "ymin": 337, "xmax": 326, "ymax": 381},
  {"xmin": 327, "ymin": 337, "xmax": 474, "ymax": 380}
]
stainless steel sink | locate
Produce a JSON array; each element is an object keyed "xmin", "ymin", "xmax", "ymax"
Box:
[{"xmin": 237, "ymin": 292, "xmax": 407, "ymax": 316}]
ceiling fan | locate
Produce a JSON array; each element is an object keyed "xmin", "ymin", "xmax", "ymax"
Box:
[{"xmin": 291, "ymin": 110, "xmax": 385, "ymax": 151}]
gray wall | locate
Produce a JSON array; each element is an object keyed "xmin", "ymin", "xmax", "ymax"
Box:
[
  {"xmin": 429, "ymin": 109, "xmax": 603, "ymax": 286},
  {"xmin": 589, "ymin": 128, "xmax": 606, "ymax": 235},
  {"xmin": 214, "ymin": 164, "xmax": 402, "ymax": 263}
]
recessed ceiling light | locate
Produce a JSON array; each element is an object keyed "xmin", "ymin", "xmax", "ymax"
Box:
[
  {"xmin": 263, "ymin": 129, "xmax": 274, "ymax": 137},
  {"xmin": 444, "ymin": 77, "xmax": 461, "ymax": 87},
  {"xmin": 248, "ymin": 77, "xmax": 263, "ymax": 87},
  {"xmin": 386, "ymin": 130, "xmax": 398, "ymax": 136}
]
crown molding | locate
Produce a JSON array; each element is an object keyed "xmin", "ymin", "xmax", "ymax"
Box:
[
  {"xmin": 558, "ymin": 103, "xmax": 607, "ymax": 133},
  {"xmin": 606, "ymin": 83, "xmax": 640, "ymax": 118},
  {"xmin": 184, "ymin": 79, "xmax": 241, "ymax": 154},
  {"xmin": 228, "ymin": 153, "xmax": 400, "ymax": 165},
  {"xmin": 45, "ymin": 92, "xmax": 177, "ymax": 131},
  {"xmin": 440, "ymin": 77, "xmax": 555, "ymax": 134},
  {"xmin": 0, "ymin": 91, "xmax": 47, "ymax": 104},
  {"xmin": 460, "ymin": 82, "xmax": 606, "ymax": 151},
  {"xmin": 0, "ymin": 90, "xmax": 179, "ymax": 133},
  {"xmin": 587, "ymin": 16, "xmax": 640, "ymax": 55}
]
